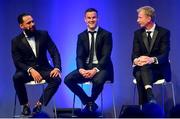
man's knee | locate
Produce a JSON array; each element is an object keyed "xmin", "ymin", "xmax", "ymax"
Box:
[
  {"xmin": 13, "ymin": 72, "xmax": 26, "ymax": 82},
  {"xmin": 93, "ymin": 78, "xmax": 105, "ymax": 86},
  {"xmin": 64, "ymin": 74, "xmax": 72, "ymax": 85},
  {"xmin": 53, "ymin": 77, "xmax": 61, "ymax": 87},
  {"xmin": 134, "ymin": 71, "xmax": 141, "ymax": 79},
  {"xmin": 140, "ymin": 65, "xmax": 152, "ymax": 71},
  {"xmin": 64, "ymin": 70, "xmax": 78, "ymax": 85}
]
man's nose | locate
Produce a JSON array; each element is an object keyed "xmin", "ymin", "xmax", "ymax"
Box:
[
  {"xmin": 31, "ymin": 22, "xmax": 35, "ymax": 26},
  {"xmin": 137, "ymin": 18, "xmax": 139, "ymax": 22},
  {"xmin": 30, "ymin": 22, "xmax": 35, "ymax": 26}
]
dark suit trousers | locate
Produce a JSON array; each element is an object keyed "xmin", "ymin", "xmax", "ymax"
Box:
[
  {"xmin": 64, "ymin": 68, "xmax": 108, "ymax": 105},
  {"xmin": 13, "ymin": 70, "xmax": 61, "ymax": 106},
  {"xmin": 133, "ymin": 64, "xmax": 159, "ymax": 105}
]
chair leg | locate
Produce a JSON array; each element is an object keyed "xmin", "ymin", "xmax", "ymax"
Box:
[
  {"xmin": 72, "ymin": 93, "xmax": 76, "ymax": 117},
  {"xmin": 170, "ymin": 82, "xmax": 176, "ymax": 106},
  {"xmin": 100, "ymin": 92, "xmax": 103, "ymax": 117},
  {"xmin": 112, "ymin": 84, "xmax": 117, "ymax": 118},
  {"xmin": 41, "ymin": 84, "xmax": 57, "ymax": 118},
  {"xmin": 13, "ymin": 93, "xmax": 17, "ymax": 117},
  {"xmin": 133, "ymin": 84, "xmax": 136, "ymax": 104},
  {"xmin": 42, "ymin": 84, "xmax": 45, "ymax": 105},
  {"xmin": 53, "ymin": 96, "xmax": 57, "ymax": 118},
  {"xmin": 161, "ymin": 84, "xmax": 165, "ymax": 113},
  {"xmin": 81, "ymin": 84, "xmax": 84, "ymax": 110}
]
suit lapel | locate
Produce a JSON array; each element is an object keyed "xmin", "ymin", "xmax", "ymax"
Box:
[
  {"xmin": 34, "ymin": 32, "xmax": 39, "ymax": 58},
  {"xmin": 95, "ymin": 28, "xmax": 102, "ymax": 51},
  {"xmin": 21, "ymin": 36, "xmax": 35, "ymax": 57},
  {"xmin": 83, "ymin": 30, "xmax": 90, "ymax": 53},
  {"xmin": 21, "ymin": 32, "xmax": 38, "ymax": 58},
  {"xmin": 84, "ymin": 27, "xmax": 102, "ymax": 54},
  {"xmin": 21, "ymin": 36, "xmax": 30, "ymax": 47},
  {"xmin": 142, "ymin": 31, "xmax": 150, "ymax": 52},
  {"xmin": 141, "ymin": 26, "xmax": 159, "ymax": 53},
  {"xmin": 150, "ymin": 29, "xmax": 158, "ymax": 51}
]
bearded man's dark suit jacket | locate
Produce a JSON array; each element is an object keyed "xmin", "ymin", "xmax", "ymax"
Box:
[
  {"xmin": 64, "ymin": 27, "xmax": 114, "ymax": 105},
  {"xmin": 132, "ymin": 25, "xmax": 171, "ymax": 104},
  {"xmin": 11, "ymin": 30, "xmax": 61, "ymax": 106}
]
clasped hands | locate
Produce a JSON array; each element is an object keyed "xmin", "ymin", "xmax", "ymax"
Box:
[
  {"xmin": 79, "ymin": 68, "xmax": 97, "ymax": 79},
  {"xmin": 134, "ymin": 56, "xmax": 155, "ymax": 66},
  {"xmin": 29, "ymin": 68, "xmax": 61, "ymax": 83}
]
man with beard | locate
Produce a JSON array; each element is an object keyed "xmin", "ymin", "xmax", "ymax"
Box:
[
  {"xmin": 64, "ymin": 8, "xmax": 114, "ymax": 113},
  {"xmin": 11, "ymin": 13, "xmax": 61, "ymax": 116}
]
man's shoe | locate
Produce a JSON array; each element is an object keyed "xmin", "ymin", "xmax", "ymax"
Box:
[
  {"xmin": 22, "ymin": 105, "xmax": 31, "ymax": 115},
  {"xmin": 148, "ymin": 99, "xmax": 157, "ymax": 104},
  {"xmin": 83, "ymin": 102, "xmax": 98, "ymax": 112},
  {"xmin": 146, "ymin": 88, "xmax": 157, "ymax": 104},
  {"xmin": 33, "ymin": 105, "xmax": 42, "ymax": 113}
]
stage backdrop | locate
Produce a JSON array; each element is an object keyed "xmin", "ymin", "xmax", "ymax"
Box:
[{"xmin": 0, "ymin": 0, "xmax": 180, "ymax": 117}]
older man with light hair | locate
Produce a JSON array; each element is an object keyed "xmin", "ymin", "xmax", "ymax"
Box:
[{"xmin": 132, "ymin": 6, "xmax": 171, "ymax": 105}]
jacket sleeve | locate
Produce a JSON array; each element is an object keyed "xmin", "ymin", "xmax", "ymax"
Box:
[
  {"xmin": 131, "ymin": 31, "xmax": 141, "ymax": 63},
  {"xmin": 96, "ymin": 32, "xmax": 113, "ymax": 70},
  {"xmin": 76, "ymin": 35, "xmax": 86, "ymax": 69},
  {"xmin": 11, "ymin": 39, "xmax": 31, "ymax": 72},
  {"xmin": 46, "ymin": 32, "xmax": 62, "ymax": 71},
  {"xmin": 156, "ymin": 30, "xmax": 170, "ymax": 64}
]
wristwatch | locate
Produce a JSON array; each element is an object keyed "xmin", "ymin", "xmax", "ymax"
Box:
[{"xmin": 153, "ymin": 57, "xmax": 158, "ymax": 64}]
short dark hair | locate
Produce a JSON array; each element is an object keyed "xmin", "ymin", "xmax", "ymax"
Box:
[
  {"xmin": 17, "ymin": 13, "xmax": 31, "ymax": 24},
  {"xmin": 84, "ymin": 8, "xmax": 98, "ymax": 16}
]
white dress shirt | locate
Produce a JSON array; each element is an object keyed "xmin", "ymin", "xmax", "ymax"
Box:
[
  {"xmin": 23, "ymin": 32, "xmax": 37, "ymax": 57},
  {"xmin": 86, "ymin": 26, "xmax": 99, "ymax": 64}
]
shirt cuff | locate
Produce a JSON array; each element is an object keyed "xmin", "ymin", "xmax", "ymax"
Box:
[
  {"xmin": 27, "ymin": 67, "xmax": 33, "ymax": 75},
  {"xmin": 153, "ymin": 57, "xmax": 158, "ymax": 64},
  {"xmin": 94, "ymin": 67, "xmax": 100, "ymax": 72},
  {"xmin": 54, "ymin": 68, "xmax": 60, "ymax": 72},
  {"xmin": 132, "ymin": 58, "xmax": 138, "ymax": 67}
]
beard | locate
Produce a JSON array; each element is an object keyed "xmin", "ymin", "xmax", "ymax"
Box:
[{"xmin": 24, "ymin": 26, "xmax": 36, "ymax": 37}]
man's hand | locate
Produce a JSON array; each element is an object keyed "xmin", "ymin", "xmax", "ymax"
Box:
[
  {"xmin": 50, "ymin": 68, "xmax": 61, "ymax": 78},
  {"xmin": 79, "ymin": 68, "xmax": 97, "ymax": 79},
  {"xmin": 134, "ymin": 56, "xmax": 155, "ymax": 66},
  {"xmin": 86, "ymin": 68, "xmax": 97, "ymax": 78},
  {"xmin": 29, "ymin": 68, "xmax": 43, "ymax": 83},
  {"xmin": 79, "ymin": 68, "xmax": 89, "ymax": 78}
]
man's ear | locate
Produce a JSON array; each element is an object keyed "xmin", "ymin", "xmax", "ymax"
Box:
[
  {"xmin": 19, "ymin": 24, "xmax": 24, "ymax": 29},
  {"xmin": 148, "ymin": 16, "xmax": 152, "ymax": 22},
  {"xmin": 84, "ymin": 17, "xmax": 87, "ymax": 23}
]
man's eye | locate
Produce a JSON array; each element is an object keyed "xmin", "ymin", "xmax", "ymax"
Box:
[{"xmin": 27, "ymin": 21, "xmax": 34, "ymax": 24}]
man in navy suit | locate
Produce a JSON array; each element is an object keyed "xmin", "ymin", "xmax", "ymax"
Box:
[
  {"xmin": 11, "ymin": 13, "xmax": 61, "ymax": 115},
  {"xmin": 132, "ymin": 6, "xmax": 171, "ymax": 105},
  {"xmin": 64, "ymin": 8, "xmax": 114, "ymax": 112}
]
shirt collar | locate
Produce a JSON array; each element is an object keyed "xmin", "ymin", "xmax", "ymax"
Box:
[
  {"xmin": 146, "ymin": 23, "xmax": 156, "ymax": 33},
  {"xmin": 23, "ymin": 31, "xmax": 28, "ymax": 38}
]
